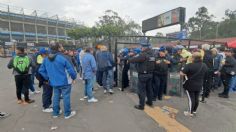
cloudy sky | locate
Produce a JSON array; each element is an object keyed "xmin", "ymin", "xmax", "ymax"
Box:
[{"xmin": 0, "ymin": 0, "xmax": 235, "ymax": 35}]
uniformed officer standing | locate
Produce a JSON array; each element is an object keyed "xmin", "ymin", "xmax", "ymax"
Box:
[
  {"xmin": 128, "ymin": 39, "xmax": 155, "ymax": 110},
  {"xmin": 153, "ymin": 47, "xmax": 171, "ymax": 101}
]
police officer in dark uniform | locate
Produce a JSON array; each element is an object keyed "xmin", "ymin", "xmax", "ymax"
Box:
[
  {"xmin": 128, "ymin": 39, "xmax": 155, "ymax": 110},
  {"xmin": 153, "ymin": 47, "xmax": 171, "ymax": 101},
  {"xmin": 119, "ymin": 48, "xmax": 130, "ymax": 91}
]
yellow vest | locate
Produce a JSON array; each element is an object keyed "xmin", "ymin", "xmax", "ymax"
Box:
[{"xmin": 37, "ymin": 55, "xmax": 43, "ymax": 64}]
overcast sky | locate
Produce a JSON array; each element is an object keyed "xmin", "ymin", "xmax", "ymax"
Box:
[{"xmin": 0, "ymin": 0, "xmax": 235, "ymax": 35}]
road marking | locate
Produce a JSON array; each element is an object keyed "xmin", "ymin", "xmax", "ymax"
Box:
[{"xmin": 144, "ymin": 106, "xmax": 191, "ymax": 132}]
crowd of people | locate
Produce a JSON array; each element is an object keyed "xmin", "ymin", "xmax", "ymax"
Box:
[
  {"xmin": 118, "ymin": 39, "xmax": 236, "ymax": 117},
  {"xmin": 6, "ymin": 42, "xmax": 115, "ymax": 119},
  {"xmin": 3, "ymin": 39, "xmax": 236, "ymax": 120}
]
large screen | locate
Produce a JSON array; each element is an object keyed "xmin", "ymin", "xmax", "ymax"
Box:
[{"xmin": 142, "ymin": 7, "xmax": 186, "ymax": 32}]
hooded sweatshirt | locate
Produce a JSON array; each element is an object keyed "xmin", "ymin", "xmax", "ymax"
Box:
[{"xmin": 39, "ymin": 51, "xmax": 77, "ymax": 87}]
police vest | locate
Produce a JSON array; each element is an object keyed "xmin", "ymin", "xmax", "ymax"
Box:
[{"xmin": 137, "ymin": 50, "xmax": 155, "ymax": 74}]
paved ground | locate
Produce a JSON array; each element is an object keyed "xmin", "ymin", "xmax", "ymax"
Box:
[{"xmin": 0, "ymin": 57, "xmax": 236, "ymax": 132}]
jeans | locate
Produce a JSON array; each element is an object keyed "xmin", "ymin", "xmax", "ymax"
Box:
[
  {"xmin": 229, "ymin": 76, "xmax": 236, "ymax": 92},
  {"xmin": 84, "ymin": 76, "xmax": 95, "ymax": 99},
  {"xmin": 29, "ymin": 74, "xmax": 35, "ymax": 92},
  {"xmin": 53, "ymin": 85, "xmax": 72, "ymax": 117},
  {"xmin": 42, "ymin": 83, "xmax": 53, "ymax": 109},
  {"xmin": 15, "ymin": 75, "xmax": 30, "ymax": 101},
  {"xmin": 102, "ymin": 69, "xmax": 114, "ymax": 90},
  {"xmin": 96, "ymin": 71, "xmax": 103, "ymax": 86}
]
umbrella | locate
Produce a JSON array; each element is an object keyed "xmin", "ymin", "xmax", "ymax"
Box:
[{"xmin": 227, "ymin": 40, "xmax": 236, "ymax": 48}]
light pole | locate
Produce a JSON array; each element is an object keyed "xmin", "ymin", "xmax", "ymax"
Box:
[{"xmin": 215, "ymin": 23, "xmax": 220, "ymax": 39}]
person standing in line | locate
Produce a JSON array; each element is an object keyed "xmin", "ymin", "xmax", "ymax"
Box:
[
  {"xmin": 7, "ymin": 47, "xmax": 35, "ymax": 105},
  {"xmin": 201, "ymin": 44, "xmax": 214, "ymax": 103},
  {"xmin": 219, "ymin": 49, "xmax": 236, "ymax": 98},
  {"xmin": 81, "ymin": 47, "xmax": 98, "ymax": 103},
  {"xmin": 39, "ymin": 43, "xmax": 77, "ymax": 119},
  {"xmin": 180, "ymin": 52, "xmax": 208, "ymax": 117},
  {"xmin": 96, "ymin": 46, "xmax": 115, "ymax": 94},
  {"xmin": 211, "ymin": 48, "xmax": 223, "ymax": 90},
  {"xmin": 37, "ymin": 49, "xmax": 54, "ymax": 113}
]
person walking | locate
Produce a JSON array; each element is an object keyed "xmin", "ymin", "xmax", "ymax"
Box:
[
  {"xmin": 7, "ymin": 46, "xmax": 35, "ymax": 105},
  {"xmin": 39, "ymin": 43, "xmax": 77, "ymax": 119},
  {"xmin": 180, "ymin": 52, "xmax": 208, "ymax": 117},
  {"xmin": 81, "ymin": 47, "xmax": 98, "ymax": 103}
]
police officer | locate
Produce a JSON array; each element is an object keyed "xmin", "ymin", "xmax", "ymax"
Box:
[
  {"xmin": 153, "ymin": 47, "xmax": 171, "ymax": 101},
  {"xmin": 119, "ymin": 48, "xmax": 130, "ymax": 91},
  {"xmin": 128, "ymin": 39, "xmax": 155, "ymax": 110}
]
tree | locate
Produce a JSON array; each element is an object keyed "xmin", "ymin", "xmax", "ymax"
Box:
[
  {"xmin": 217, "ymin": 9, "xmax": 236, "ymax": 38},
  {"xmin": 187, "ymin": 7, "xmax": 217, "ymax": 39}
]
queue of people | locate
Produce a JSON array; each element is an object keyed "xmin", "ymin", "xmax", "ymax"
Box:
[
  {"xmin": 6, "ymin": 39, "xmax": 236, "ymax": 120},
  {"xmin": 7, "ymin": 43, "xmax": 116, "ymax": 119}
]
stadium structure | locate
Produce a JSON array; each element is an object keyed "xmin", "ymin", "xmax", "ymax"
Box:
[{"xmin": 0, "ymin": 3, "xmax": 79, "ymax": 43}]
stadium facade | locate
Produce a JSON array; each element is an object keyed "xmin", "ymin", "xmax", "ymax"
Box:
[{"xmin": 0, "ymin": 4, "xmax": 79, "ymax": 43}]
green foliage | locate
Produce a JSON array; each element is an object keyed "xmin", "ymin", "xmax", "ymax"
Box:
[
  {"xmin": 67, "ymin": 10, "xmax": 141, "ymax": 39},
  {"xmin": 187, "ymin": 7, "xmax": 236, "ymax": 39}
]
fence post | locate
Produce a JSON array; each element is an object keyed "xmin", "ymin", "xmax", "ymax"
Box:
[{"xmin": 114, "ymin": 38, "xmax": 118, "ymax": 86}]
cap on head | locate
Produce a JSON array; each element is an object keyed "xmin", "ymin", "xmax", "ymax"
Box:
[
  {"xmin": 159, "ymin": 46, "xmax": 166, "ymax": 52},
  {"xmin": 139, "ymin": 38, "xmax": 151, "ymax": 48},
  {"xmin": 39, "ymin": 47, "xmax": 47, "ymax": 54},
  {"xmin": 133, "ymin": 48, "xmax": 141, "ymax": 54}
]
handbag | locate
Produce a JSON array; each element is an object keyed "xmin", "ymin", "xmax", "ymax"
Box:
[{"xmin": 183, "ymin": 64, "xmax": 203, "ymax": 89}]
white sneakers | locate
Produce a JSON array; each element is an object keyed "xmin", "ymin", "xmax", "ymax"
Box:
[
  {"xmin": 88, "ymin": 98, "xmax": 98, "ymax": 103},
  {"xmin": 42, "ymin": 108, "xmax": 53, "ymax": 113},
  {"xmin": 65, "ymin": 111, "xmax": 76, "ymax": 119},
  {"xmin": 104, "ymin": 89, "xmax": 114, "ymax": 94},
  {"xmin": 184, "ymin": 111, "xmax": 194, "ymax": 117},
  {"xmin": 104, "ymin": 90, "xmax": 107, "ymax": 94},
  {"xmin": 109, "ymin": 89, "xmax": 114, "ymax": 94},
  {"xmin": 30, "ymin": 90, "xmax": 41, "ymax": 94},
  {"xmin": 80, "ymin": 96, "xmax": 88, "ymax": 101}
]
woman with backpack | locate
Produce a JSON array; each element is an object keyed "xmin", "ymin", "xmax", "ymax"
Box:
[{"xmin": 7, "ymin": 47, "xmax": 35, "ymax": 105}]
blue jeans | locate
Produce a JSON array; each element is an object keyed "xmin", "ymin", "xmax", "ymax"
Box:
[
  {"xmin": 53, "ymin": 85, "xmax": 72, "ymax": 117},
  {"xmin": 29, "ymin": 74, "xmax": 35, "ymax": 92},
  {"xmin": 84, "ymin": 76, "xmax": 95, "ymax": 99},
  {"xmin": 102, "ymin": 69, "xmax": 114, "ymax": 90},
  {"xmin": 42, "ymin": 83, "xmax": 53, "ymax": 109},
  {"xmin": 229, "ymin": 76, "xmax": 236, "ymax": 92}
]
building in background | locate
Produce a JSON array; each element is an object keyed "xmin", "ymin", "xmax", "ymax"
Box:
[{"xmin": 0, "ymin": 3, "xmax": 80, "ymax": 44}]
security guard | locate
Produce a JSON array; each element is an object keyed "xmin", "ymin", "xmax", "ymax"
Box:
[
  {"xmin": 153, "ymin": 47, "xmax": 171, "ymax": 101},
  {"xmin": 128, "ymin": 39, "xmax": 155, "ymax": 110}
]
